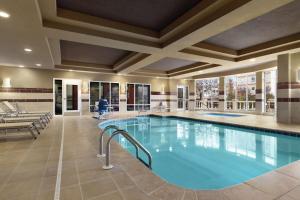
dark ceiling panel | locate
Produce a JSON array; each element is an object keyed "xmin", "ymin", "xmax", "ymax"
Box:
[
  {"xmin": 204, "ymin": 1, "xmax": 300, "ymax": 50},
  {"xmin": 145, "ymin": 57, "xmax": 197, "ymax": 71},
  {"xmin": 57, "ymin": 0, "xmax": 200, "ymax": 31},
  {"xmin": 60, "ymin": 40, "xmax": 131, "ymax": 65}
]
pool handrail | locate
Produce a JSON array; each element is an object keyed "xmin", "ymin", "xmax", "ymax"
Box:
[
  {"xmin": 102, "ymin": 129, "xmax": 152, "ymax": 170},
  {"xmin": 97, "ymin": 125, "xmax": 120, "ymax": 157}
]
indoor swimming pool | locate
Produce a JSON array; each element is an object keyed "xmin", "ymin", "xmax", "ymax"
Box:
[{"xmin": 99, "ymin": 116, "xmax": 300, "ymax": 189}]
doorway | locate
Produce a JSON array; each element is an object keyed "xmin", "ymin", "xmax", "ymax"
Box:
[
  {"xmin": 177, "ymin": 85, "xmax": 189, "ymax": 111},
  {"xmin": 53, "ymin": 78, "xmax": 81, "ymax": 116}
]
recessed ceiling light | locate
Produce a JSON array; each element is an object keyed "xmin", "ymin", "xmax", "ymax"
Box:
[
  {"xmin": 35, "ymin": 64, "xmax": 41, "ymax": 67},
  {"xmin": 24, "ymin": 48, "xmax": 32, "ymax": 52},
  {"xmin": 249, "ymin": 58, "xmax": 256, "ymax": 62},
  {"xmin": 18, "ymin": 65, "xmax": 24, "ymax": 68},
  {"xmin": 0, "ymin": 11, "xmax": 10, "ymax": 18}
]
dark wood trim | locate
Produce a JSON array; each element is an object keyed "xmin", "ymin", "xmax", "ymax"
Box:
[
  {"xmin": 277, "ymin": 98, "xmax": 300, "ymax": 102},
  {"xmin": 0, "ymin": 87, "xmax": 53, "ymax": 93},
  {"xmin": 0, "ymin": 99, "xmax": 53, "ymax": 102},
  {"xmin": 193, "ymin": 42, "xmax": 237, "ymax": 56},
  {"xmin": 151, "ymin": 99, "xmax": 177, "ymax": 102},
  {"xmin": 167, "ymin": 62, "xmax": 208, "ymax": 74},
  {"xmin": 277, "ymin": 82, "xmax": 300, "ymax": 89},
  {"xmin": 151, "ymin": 91, "xmax": 177, "ymax": 95},
  {"xmin": 256, "ymin": 89, "xmax": 262, "ymax": 94}
]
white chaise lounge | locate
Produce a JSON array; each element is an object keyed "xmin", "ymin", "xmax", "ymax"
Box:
[{"xmin": 0, "ymin": 122, "xmax": 39, "ymax": 139}]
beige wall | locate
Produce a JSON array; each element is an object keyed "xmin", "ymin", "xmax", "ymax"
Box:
[
  {"xmin": 0, "ymin": 61, "xmax": 279, "ymax": 115},
  {"xmin": 0, "ymin": 66, "xmax": 170, "ymax": 92},
  {"xmin": 0, "ymin": 66, "xmax": 183, "ymax": 114}
]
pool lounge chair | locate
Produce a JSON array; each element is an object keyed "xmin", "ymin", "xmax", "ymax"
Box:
[
  {"xmin": 0, "ymin": 122, "xmax": 39, "ymax": 139},
  {"xmin": 1, "ymin": 101, "xmax": 52, "ymax": 119},
  {"xmin": 2, "ymin": 116, "xmax": 46, "ymax": 129},
  {"xmin": 16, "ymin": 113, "xmax": 50, "ymax": 123},
  {"xmin": 0, "ymin": 102, "xmax": 51, "ymax": 122},
  {"xmin": 153, "ymin": 101, "xmax": 171, "ymax": 112}
]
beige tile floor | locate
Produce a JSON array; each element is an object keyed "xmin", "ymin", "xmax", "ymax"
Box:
[{"xmin": 0, "ymin": 111, "xmax": 300, "ymax": 200}]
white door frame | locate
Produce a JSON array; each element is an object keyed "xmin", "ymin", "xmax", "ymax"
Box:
[
  {"xmin": 185, "ymin": 85, "xmax": 189, "ymax": 111},
  {"xmin": 53, "ymin": 78, "xmax": 82, "ymax": 116},
  {"xmin": 177, "ymin": 85, "xmax": 184, "ymax": 111}
]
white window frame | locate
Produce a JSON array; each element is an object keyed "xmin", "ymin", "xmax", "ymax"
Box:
[
  {"xmin": 224, "ymin": 73, "xmax": 256, "ymax": 112},
  {"xmin": 126, "ymin": 82, "xmax": 151, "ymax": 111},
  {"xmin": 88, "ymin": 80, "xmax": 120, "ymax": 112}
]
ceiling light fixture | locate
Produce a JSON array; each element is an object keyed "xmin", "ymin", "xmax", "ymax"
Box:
[
  {"xmin": 24, "ymin": 48, "xmax": 32, "ymax": 52},
  {"xmin": 0, "ymin": 11, "xmax": 10, "ymax": 18},
  {"xmin": 249, "ymin": 58, "xmax": 256, "ymax": 62},
  {"xmin": 68, "ymin": 69, "xmax": 73, "ymax": 72},
  {"xmin": 18, "ymin": 65, "xmax": 24, "ymax": 68},
  {"xmin": 35, "ymin": 64, "xmax": 41, "ymax": 67}
]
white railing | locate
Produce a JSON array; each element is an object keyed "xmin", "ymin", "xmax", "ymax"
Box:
[
  {"xmin": 225, "ymin": 100, "xmax": 255, "ymax": 111},
  {"xmin": 248, "ymin": 101, "xmax": 256, "ymax": 111},
  {"xmin": 266, "ymin": 99, "xmax": 275, "ymax": 113},
  {"xmin": 195, "ymin": 100, "xmax": 219, "ymax": 110}
]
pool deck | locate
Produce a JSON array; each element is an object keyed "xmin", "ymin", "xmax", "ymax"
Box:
[{"xmin": 0, "ymin": 111, "xmax": 300, "ymax": 200}]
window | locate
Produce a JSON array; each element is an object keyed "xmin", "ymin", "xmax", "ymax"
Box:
[
  {"xmin": 264, "ymin": 70, "xmax": 276, "ymax": 113},
  {"xmin": 127, "ymin": 83, "xmax": 150, "ymax": 111},
  {"xmin": 195, "ymin": 78, "xmax": 219, "ymax": 109},
  {"xmin": 225, "ymin": 76, "xmax": 236, "ymax": 110},
  {"xmin": 89, "ymin": 81, "xmax": 120, "ymax": 112},
  {"xmin": 225, "ymin": 73, "xmax": 256, "ymax": 111}
]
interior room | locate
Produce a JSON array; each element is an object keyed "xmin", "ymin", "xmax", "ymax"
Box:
[{"xmin": 1, "ymin": 0, "xmax": 300, "ymax": 200}]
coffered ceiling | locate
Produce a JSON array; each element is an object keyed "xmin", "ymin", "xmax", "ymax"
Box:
[
  {"xmin": 204, "ymin": 0, "xmax": 300, "ymax": 50},
  {"xmin": 57, "ymin": 0, "xmax": 200, "ymax": 31},
  {"xmin": 1, "ymin": 0, "xmax": 300, "ymax": 79}
]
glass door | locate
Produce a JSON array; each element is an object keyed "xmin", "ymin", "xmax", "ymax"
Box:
[
  {"xmin": 185, "ymin": 86, "xmax": 189, "ymax": 110},
  {"xmin": 177, "ymin": 86, "xmax": 184, "ymax": 110},
  {"xmin": 54, "ymin": 80, "xmax": 62, "ymax": 115},
  {"xmin": 62, "ymin": 79, "xmax": 81, "ymax": 114},
  {"xmin": 126, "ymin": 83, "xmax": 150, "ymax": 111},
  {"xmin": 53, "ymin": 79, "xmax": 81, "ymax": 115},
  {"xmin": 264, "ymin": 70, "xmax": 277, "ymax": 113}
]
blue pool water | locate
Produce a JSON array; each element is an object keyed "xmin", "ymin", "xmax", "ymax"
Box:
[
  {"xmin": 99, "ymin": 116, "xmax": 300, "ymax": 189},
  {"xmin": 202, "ymin": 113, "xmax": 244, "ymax": 117}
]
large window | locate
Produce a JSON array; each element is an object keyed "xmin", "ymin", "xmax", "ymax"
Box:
[
  {"xmin": 225, "ymin": 76, "xmax": 236, "ymax": 110},
  {"xmin": 195, "ymin": 78, "xmax": 219, "ymax": 109},
  {"xmin": 264, "ymin": 70, "xmax": 276, "ymax": 113},
  {"xmin": 225, "ymin": 73, "xmax": 256, "ymax": 111},
  {"xmin": 127, "ymin": 83, "xmax": 150, "ymax": 111},
  {"xmin": 89, "ymin": 81, "xmax": 119, "ymax": 112}
]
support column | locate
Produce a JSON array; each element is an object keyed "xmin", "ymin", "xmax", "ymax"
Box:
[
  {"xmin": 255, "ymin": 71, "xmax": 263, "ymax": 114},
  {"xmin": 218, "ymin": 77, "xmax": 225, "ymax": 111},
  {"xmin": 277, "ymin": 52, "xmax": 300, "ymax": 124},
  {"xmin": 188, "ymin": 80, "xmax": 195, "ymax": 111}
]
